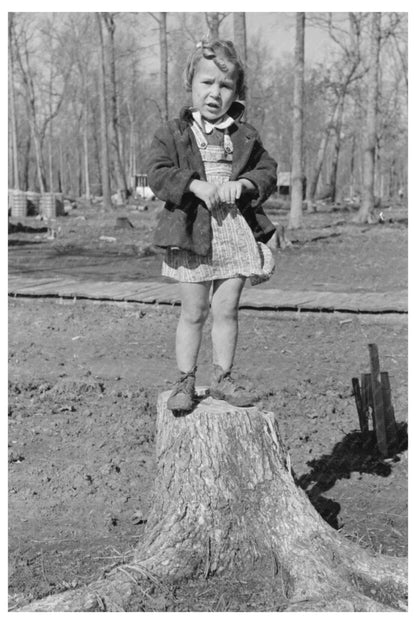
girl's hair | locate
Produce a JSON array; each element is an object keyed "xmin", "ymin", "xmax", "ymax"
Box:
[{"xmin": 184, "ymin": 39, "xmax": 246, "ymax": 100}]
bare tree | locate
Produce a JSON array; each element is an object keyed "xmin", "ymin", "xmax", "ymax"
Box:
[
  {"xmin": 102, "ymin": 12, "xmax": 128, "ymax": 202},
  {"xmin": 233, "ymin": 12, "xmax": 247, "ymax": 118},
  {"xmin": 149, "ymin": 12, "xmax": 169, "ymax": 123},
  {"xmin": 205, "ymin": 12, "xmax": 228, "ymax": 39},
  {"xmin": 12, "ymin": 23, "xmax": 46, "ymax": 193},
  {"xmin": 95, "ymin": 12, "xmax": 112, "ymax": 210},
  {"xmin": 11, "ymin": 14, "xmax": 72, "ymax": 193},
  {"xmin": 305, "ymin": 13, "xmax": 365, "ymax": 211},
  {"xmin": 67, "ymin": 14, "xmax": 95, "ymax": 202},
  {"xmin": 233, "ymin": 12, "xmax": 247, "ymax": 66},
  {"xmin": 8, "ymin": 14, "xmax": 20, "ymax": 190},
  {"xmin": 354, "ymin": 12, "xmax": 382, "ymax": 223},
  {"xmin": 288, "ymin": 12, "xmax": 305, "ymax": 230},
  {"xmin": 7, "ymin": 12, "xmax": 406, "ymax": 206}
]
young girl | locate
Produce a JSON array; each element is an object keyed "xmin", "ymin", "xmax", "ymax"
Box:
[{"xmin": 147, "ymin": 39, "xmax": 277, "ymax": 412}]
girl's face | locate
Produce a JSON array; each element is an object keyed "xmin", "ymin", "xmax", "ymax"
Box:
[{"xmin": 191, "ymin": 56, "xmax": 237, "ymax": 122}]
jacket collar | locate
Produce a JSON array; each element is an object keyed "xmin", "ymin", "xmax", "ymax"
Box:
[
  {"xmin": 179, "ymin": 101, "xmax": 246, "ymax": 127},
  {"xmin": 178, "ymin": 102, "xmax": 256, "ymax": 181}
]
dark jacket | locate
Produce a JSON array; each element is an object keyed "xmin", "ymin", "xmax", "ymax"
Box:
[{"xmin": 147, "ymin": 105, "xmax": 277, "ymax": 256}]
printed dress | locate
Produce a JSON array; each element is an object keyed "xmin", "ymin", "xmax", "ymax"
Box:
[{"xmin": 162, "ymin": 117, "xmax": 275, "ymax": 285}]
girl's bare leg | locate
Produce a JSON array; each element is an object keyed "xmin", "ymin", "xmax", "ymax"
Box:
[
  {"xmin": 175, "ymin": 281, "xmax": 211, "ymax": 373},
  {"xmin": 210, "ymin": 277, "xmax": 246, "ymax": 371}
]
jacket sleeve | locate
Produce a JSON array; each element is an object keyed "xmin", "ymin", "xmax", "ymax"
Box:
[
  {"xmin": 237, "ymin": 129, "xmax": 277, "ymax": 207},
  {"xmin": 146, "ymin": 123, "xmax": 201, "ymax": 206}
]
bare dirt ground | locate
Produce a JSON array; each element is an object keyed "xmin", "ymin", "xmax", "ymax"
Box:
[
  {"xmin": 8, "ymin": 198, "xmax": 408, "ymax": 611},
  {"xmin": 8, "ymin": 197, "xmax": 407, "ymax": 293}
]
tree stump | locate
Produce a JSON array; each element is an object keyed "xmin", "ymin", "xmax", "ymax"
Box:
[
  {"xmin": 16, "ymin": 390, "xmax": 407, "ymax": 611},
  {"xmin": 132, "ymin": 390, "xmax": 407, "ymax": 611}
]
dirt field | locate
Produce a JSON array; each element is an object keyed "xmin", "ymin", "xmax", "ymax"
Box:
[{"xmin": 8, "ymin": 199, "xmax": 408, "ymax": 611}]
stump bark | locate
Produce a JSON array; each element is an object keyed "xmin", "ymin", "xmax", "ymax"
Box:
[
  {"xmin": 16, "ymin": 390, "xmax": 407, "ymax": 611},
  {"xmin": 133, "ymin": 390, "xmax": 407, "ymax": 610}
]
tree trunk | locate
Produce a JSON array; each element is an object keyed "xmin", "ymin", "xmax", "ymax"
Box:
[
  {"xmin": 8, "ymin": 14, "xmax": 19, "ymax": 189},
  {"xmin": 305, "ymin": 121, "xmax": 331, "ymax": 213},
  {"xmin": 17, "ymin": 390, "xmax": 407, "ymax": 612},
  {"xmin": 205, "ymin": 12, "xmax": 221, "ymax": 39},
  {"xmin": 57, "ymin": 139, "xmax": 63, "ymax": 194},
  {"xmin": 327, "ymin": 90, "xmax": 346, "ymax": 203},
  {"xmin": 22, "ymin": 131, "xmax": 31, "ymax": 191},
  {"xmin": 159, "ymin": 12, "xmax": 169, "ymax": 123},
  {"xmin": 233, "ymin": 12, "xmax": 247, "ymax": 117},
  {"xmin": 83, "ymin": 106, "xmax": 91, "ymax": 201},
  {"xmin": 288, "ymin": 13, "xmax": 305, "ymax": 230},
  {"xmin": 95, "ymin": 12, "xmax": 112, "ymax": 211},
  {"xmin": 32, "ymin": 125, "xmax": 46, "ymax": 194},
  {"xmin": 103, "ymin": 13, "xmax": 128, "ymax": 203},
  {"xmin": 349, "ymin": 121, "xmax": 357, "ymax": 198},
  {"xmin": 353, "ymin": 13, "xmax": 381, "ymax": 223},
  {"xmin": 48, "ymin": 123, "xmax": 54, "ymax": 192},
  {"xmin": 233, "ymin": 12, "xmax": 247, "ymax": 66}
]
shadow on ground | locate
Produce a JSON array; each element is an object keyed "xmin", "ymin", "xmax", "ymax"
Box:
[{"xmin": 296, "ymin": 422, "xmax": 408, "ymax": 529}]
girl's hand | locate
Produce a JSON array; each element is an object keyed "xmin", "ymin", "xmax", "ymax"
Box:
[
  {"xmin": 218, "ymin": 179, "xmax": 256, "ymax": 204},
  {"xmin": 217, "ymin": 181, "xmax": 243, "ymax": 204},
  {"xmin": 188, "ymin": 180, "xmax": 220, "ymax": 211}
]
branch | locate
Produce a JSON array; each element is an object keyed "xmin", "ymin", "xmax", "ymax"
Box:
[{"xmin": 148, "ymin": 12, "xmax": 161, "ymax": 25}]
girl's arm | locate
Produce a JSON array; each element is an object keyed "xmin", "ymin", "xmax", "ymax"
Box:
[
  {"xmin": 236, "ymin": 131, "xmax": 277, "ymax": 207},
  {"xmin": 147, "ymin": 125, "xmax": 201, "ymax": 206}
]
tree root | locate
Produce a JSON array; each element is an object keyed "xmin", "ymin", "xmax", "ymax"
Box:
[{"xmin": 14, "ymin": 574, "xmax": 134, "ymax": 612}]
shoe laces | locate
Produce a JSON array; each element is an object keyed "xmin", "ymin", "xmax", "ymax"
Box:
[
  {"xmin": 175, "ymin": 370, "xmax": 195, "ymax": 393},
  {"xmin": 221, "ymin": 371, "xmax": 246, "ymax": 392}
]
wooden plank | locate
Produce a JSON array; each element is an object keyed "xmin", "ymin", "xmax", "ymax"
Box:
[
  {"xmin": 380, "ymin": 372, "xmax": 398, "ymax": 454},
  {"xmin": 70, "ymin": 282, "xmax": 123, "ymax": 299},
  {"xmin": 129, "ymin": 283, "xmax": 174, "ymax": 298},
  {"xmin": 300, "ymin": 292, "xmax": 338, "ymax": 310},
  {"xmin": 137, "ymin": 284, "xmax": 175, "ymax": 295},
  {"xmin": 132, "ymin": 294, "xmax": 157, "ymax": 303},
  {"xmin": 240, "ymin": 289, "xmax": 314, "ymax": 309},
  {"xmin": 8, "ymin": 276, "xmax": 408, "ymax": 313},
  {"xmin": 361, "ymin": 292, "xmax": 407, "ymax": 312},
  {"xmin": 102, "ymin": 284, "xmax": 151, "ymax": 299},
  {"xmin": 129, "ymin": 286, "xmax": 179, "ymax": 303},
  {"xmin": 10, "ymin": 279, "xmax": 78, "ymax": 296},
  {"xmin": 54, "ymin": 280, "xmax": 99, "ymax": 297},
  {"xmin": 352, "ymin": 377, "xmax": 368, "ymax": 432},
  {"xmin": 361, "ymin": 373, "xmax": 373, "ymax": 431},
  {"xmin": 8, "ymin": 277, "xmax": 62, "ymax": 292},
  {"xmin": 368, "ymin": 343, "xmax": 389, "ymax": 457}
]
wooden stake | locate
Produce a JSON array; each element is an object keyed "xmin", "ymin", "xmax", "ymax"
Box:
[
  {"xmin": 380, "ymin": 372, "xmax": 398, "ymax": 453},
  {"xmin": 352, "ymin": 377, "xmax": 368, "ymax": 432},
  {"xmin": 368, "ymin": 344, "xmax": 388, "ymax": 457},
  {"xmin": 361, "ymin": 373, "xmax": 373, "ymax": 431}
]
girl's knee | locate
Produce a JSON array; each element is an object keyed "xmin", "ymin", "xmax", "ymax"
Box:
[
  {"xmin": 179, "ymin": 282, "xmax": 210, "ymax": 325},
  {"xmin": 181, "ymin": 301, "xmax": 210, "ymax": 325},
  {"xmin": 212, "ymin": 300, "xmax": 239, "ymax": 322}
]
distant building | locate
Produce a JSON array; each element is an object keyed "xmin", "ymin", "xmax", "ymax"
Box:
[
  {"xmin": 276, "ymin": 172, "xmax": 307, "ymax": 199},
  {"xmin": 130, "ymin": 174, "xmax": 155, "ymax": 201},
  {"xmin": 277, "ymin": 172, "xmax": 291, "ymax": 196}
]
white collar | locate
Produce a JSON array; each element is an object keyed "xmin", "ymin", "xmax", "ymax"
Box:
[{"xmin": 191, "ymin": 110, "xmax": 235, "ymax": 134}]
